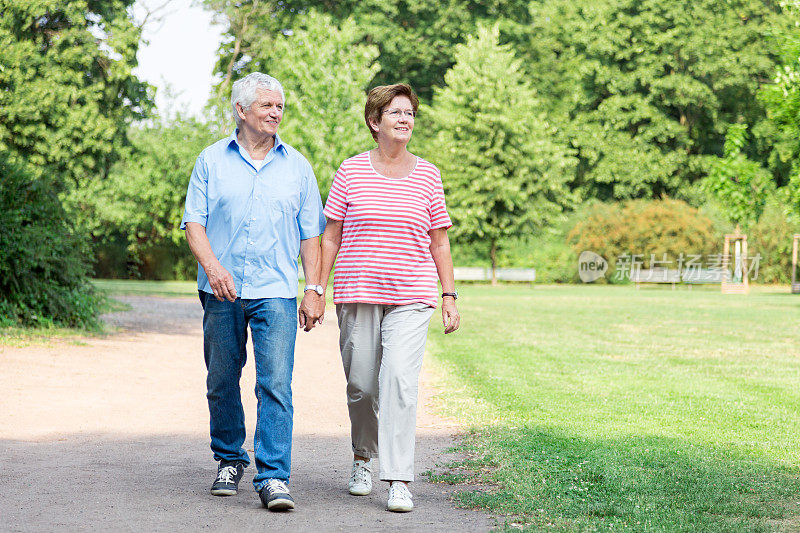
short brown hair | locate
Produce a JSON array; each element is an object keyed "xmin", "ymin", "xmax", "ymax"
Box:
[{"xmin": 364, "ymin": 84, "xmax": 419, "ymax": 141}]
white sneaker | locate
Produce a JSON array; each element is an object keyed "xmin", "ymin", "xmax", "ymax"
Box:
[
  {"xmin": 349, "ymin": 459, "xmax": 373, "ymax": 495},
  {"xmin": 387, "ymin": 482, "xmax": 413, "ymax": 512}
]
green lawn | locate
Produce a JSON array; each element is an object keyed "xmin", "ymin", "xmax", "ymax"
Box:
[
  {"xmin": 92, "ymin": 278, "xmax": 199, "ymax": 297},
  {"xmin": 426, "ymin": 285, "xmax": 800, "ymax": 532}
]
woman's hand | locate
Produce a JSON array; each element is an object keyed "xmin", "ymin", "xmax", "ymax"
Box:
[{"xmin": 441, "ymin": 297, "xmax": 460, "ymax": 334}]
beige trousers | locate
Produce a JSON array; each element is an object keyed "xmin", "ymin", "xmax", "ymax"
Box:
[{"xmin": 336, "ymin": 302, "xmax": 435, "ymax": 481}]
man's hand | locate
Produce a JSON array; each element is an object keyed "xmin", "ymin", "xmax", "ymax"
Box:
[
  {"xmin": 205, "ymin": 261, "xmax": 237, "ymax": 302},
  {"xmin": 442, "ymin": 297, "xmax": 460, "ymax": 334},
  {"xmin": 298, "ymin": 292, "xmax": 323, "ymax": 331}
]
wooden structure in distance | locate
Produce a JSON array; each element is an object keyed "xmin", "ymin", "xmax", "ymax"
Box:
[
  {"xmin": 721, "ymin": 227, "xmax": 748, "ymax": 294},
  {"xmin": 792, "ymin": 234, "xmax": 800, "ymax": 294}
]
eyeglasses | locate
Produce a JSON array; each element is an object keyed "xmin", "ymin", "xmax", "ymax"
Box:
[{"xmin": 382, "ymin": 109, "xmax": 416, "ymax": 119}]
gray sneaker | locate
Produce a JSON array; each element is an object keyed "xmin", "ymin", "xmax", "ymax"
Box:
[
  {"xmin": 259, "ymin": 478, "xmax": 295, "ymax": 511},
  {"xmin": 210, "ymin": 461, "xmax": 245, "ymax": 496}
]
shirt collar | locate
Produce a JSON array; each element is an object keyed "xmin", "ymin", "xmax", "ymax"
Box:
[{"xmin": 228, "ymin": 129, "xmax": 287, "ymax": 155}]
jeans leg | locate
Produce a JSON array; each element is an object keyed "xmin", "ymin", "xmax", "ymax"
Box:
[
  {"xmin": 247, "ymin": 297, "xmax": 297, "ymax": 489},
  {"xmin": 201, "ymin": 291, "xmax": 250, "ymax": 466},
  {"xmin": 377, "ymin": 303, "xmax": 434, "ymax": 482}
]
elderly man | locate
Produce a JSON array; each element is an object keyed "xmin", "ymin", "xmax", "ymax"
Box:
[{"xmin": 181, "ymin": 72, "xmax": 325, "ymax": 511}]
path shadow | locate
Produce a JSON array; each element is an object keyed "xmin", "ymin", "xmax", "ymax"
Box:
[{"xmin": 0, "ymin": 433, "xmax": 492, "ymax": 532}]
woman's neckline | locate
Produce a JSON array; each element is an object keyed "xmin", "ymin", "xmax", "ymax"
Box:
[{"xmin": 367, "ymin": 150, "xmax": 418, "ymax": 181}]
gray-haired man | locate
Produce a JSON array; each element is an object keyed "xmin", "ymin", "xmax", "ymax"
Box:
[{"xmin": 181, "ymin": 72, "xmax": 326, "ymax": 510}]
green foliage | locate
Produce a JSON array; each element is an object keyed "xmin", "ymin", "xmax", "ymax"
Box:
[
  {"xmin": 205, "ymin": 0, "xmax": 531, "ymax": 102},
  {"xmin": 81, "ymin": 117, "xmax": 218, "ymax": 279},
  {"xmin": 425, "ymin": 25, "xmax": 577, "ymax": 272},
  {"xmin": 567, "ymin": 199, "xmax": 718, "ymax": 278},
  {"xmin": 245, "ymin": 11, "xmax": 380, "ymax": 197},
  {"xmin": 0, "ymin": 154, "xmax": 101, "ymax": 327},
  {"xmin": 759, "ymin": 1, "xmax": 800, "ymax": 218},
  {"xmin": 0, "ymin": 0, "xmax": 152, "ymax": 190},
  {"xmin": 512, "ymin": 0, "xmax": 787, "ymax": 201},
  {"xmin": 748, "ymin": 197, "xmax": 800, "ymax": 283},
  {"xmin": 701, "ymin": 124, "xmax": 774, "ymax": 229}
]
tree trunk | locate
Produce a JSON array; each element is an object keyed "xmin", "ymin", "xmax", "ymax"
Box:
[{"xmin": 490, "ymin": 239, "xmax": 497, "ymax": 286}]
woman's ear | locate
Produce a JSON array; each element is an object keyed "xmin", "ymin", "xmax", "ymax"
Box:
[{"xmin": 368, "ymin": 116, "xmax": 380, "ymax": 135}]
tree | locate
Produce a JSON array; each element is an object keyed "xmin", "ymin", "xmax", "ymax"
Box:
[
  {"xmin": 759, "ymin": 0, "xmax": 800, "ymax": 218},
  {"xmin": 425, "ymin": 25, "xmax": 577, "ymax": 283},
  {"xmin": 243, "ymin": 11, "xmax": 380, "ymax": 197},
  {"xmin": 0, "ymin": 0, "xmax": 152, "ymax": 190},
  {"xmin": 80, "ymin": 117, "xmax": 219, "ymax": 279},
  {"xmin": 509, "ymin": 0, "xmax": 788, "ymax": 201},
  {"xmin": 204, "ymin": 0, "xmax": 531, "ymax": 102},
  {"xmin": 701, "ymin": 124, "xmax": 773, "ymax": 228}
]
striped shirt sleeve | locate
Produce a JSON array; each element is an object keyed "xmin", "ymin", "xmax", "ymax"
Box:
[
  {"xmin": 429, "ymin": 168, "xmax": 452, "ymax": 230},
  {"xmin": 323, "ymin": 163, "xmax": 348, "ymax": 221}
]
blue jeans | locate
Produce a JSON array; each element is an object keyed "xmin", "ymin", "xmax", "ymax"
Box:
[{"xmin": 199, "ymin": 291, "xmax": 297, "ymax": 489}]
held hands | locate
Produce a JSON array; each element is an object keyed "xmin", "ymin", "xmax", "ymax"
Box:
[
  {"xmin": 298, "ymin": 291, "xmax": 325, "ymax": 332},
  {"xmin": 442, "ymin": 297, "xmax": 460, "ymax": 334},
  {"xmin": 206, "ymin": 261, "xmax": 237, "ymax": 302}
]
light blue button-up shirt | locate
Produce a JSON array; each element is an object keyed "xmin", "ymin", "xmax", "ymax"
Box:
[{"xmin": 181, "ymin": 131, "xmax": 325, "ymax": 299}]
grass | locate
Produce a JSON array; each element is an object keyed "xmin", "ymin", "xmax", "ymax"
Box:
[
  {"xmin": 0, "ymin": 295, "xmax": 131, "ymax": 347},
  {"xmin": 91, "ymin": 278, "xmax": 198, "ymax": 297},
  {"xmin": 425, "ymin": 284, "xmax": 800, "ymax": 532}
]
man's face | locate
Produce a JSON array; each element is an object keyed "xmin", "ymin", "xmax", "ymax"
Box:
[{"xmin": 238, "ymin": 88, "xmax": 283, "ymax": 137}]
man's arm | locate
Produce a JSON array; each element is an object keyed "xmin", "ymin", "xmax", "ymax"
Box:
[
  {"xmin": 318, "ymin": 218, "xmax": 344, "ymax": 324},
  {"xmin": 185, "ymin": 222, "xmax": 237, "ymax": 302},
  {"xmin": 298, "ymin": 236, "xmax": 323, "ymax": 331}
]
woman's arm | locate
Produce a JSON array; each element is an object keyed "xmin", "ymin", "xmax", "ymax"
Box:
[
  {"xmin": 318, "ymin": 218, "xmax": 344, "ymax": 323},
  {"xmin": 429, "ymin": 227, "xmax": 460, "ymax": 334}
]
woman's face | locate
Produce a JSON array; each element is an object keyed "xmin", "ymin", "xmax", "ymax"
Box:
[{"xmin": 373, "ymin": 95, "xmax": 415, "ymax": 144}]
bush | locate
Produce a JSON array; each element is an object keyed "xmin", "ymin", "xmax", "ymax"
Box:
[
  {"xmin": 749, "ymin": 198, "xmax": 800, "ymax": 284},
  {"xmin": 0, "ymin": 154, "xmax": 101, "ymax": 327},
  {"xmin": 567, "ymin": 199, "xmax": 718, "ymax": 282}
]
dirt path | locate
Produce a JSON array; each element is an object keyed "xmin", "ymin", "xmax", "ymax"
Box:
[{"xmin": 0, "ymin": 295, "xmax": 492, "ymax": 532}]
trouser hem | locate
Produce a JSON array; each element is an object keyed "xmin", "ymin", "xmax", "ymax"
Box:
[
  {"xmin": 380, "ymin": 472, "xmax": 414, "ymax": 482},
  {"xmin": 352, "ymin": 446, "xmax": 379, "ymax": 459}
]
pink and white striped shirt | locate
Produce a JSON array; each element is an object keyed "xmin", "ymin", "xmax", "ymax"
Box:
[{"xmin": 323, "ymin": 152, "xmax": 452, "ymax": 307}]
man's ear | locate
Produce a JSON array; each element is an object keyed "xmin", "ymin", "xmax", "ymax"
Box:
[{"xmin": 236, "ymin": 103, "xmax": 247, "ymax": 121}]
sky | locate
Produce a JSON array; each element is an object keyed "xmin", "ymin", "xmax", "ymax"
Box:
[{"xmin": 132, "ymin": 0, "xmax": 225, "ymax": 117}]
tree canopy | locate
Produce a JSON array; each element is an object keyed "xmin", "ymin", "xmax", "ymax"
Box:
[{"xmin": 425, "ymin": 25, "xmax": 577, "ymax": 278}]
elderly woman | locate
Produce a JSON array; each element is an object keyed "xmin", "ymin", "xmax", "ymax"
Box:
[{"xmin": 319, "ymin": 83, "xmax": 460, "ymax": 512}]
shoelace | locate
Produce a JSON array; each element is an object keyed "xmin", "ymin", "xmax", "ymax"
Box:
[
  {"xmin": 216, "ymin": 465, "xmax": 238, "ymax": 484},
  {"xmin": 266, "ymin": 479, "xmax": 290, "ymax": 494},
  {"xmin": 350, "ymin": 461, "xmax": 371, "ymax": 485},
  {"xmin": 389, "ymin": 483, "xmax": 412, "ymax": 501}
]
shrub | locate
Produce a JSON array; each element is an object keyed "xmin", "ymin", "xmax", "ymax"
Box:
[
  {"xmin": 0, "ymin": 154, "xmax": 101, "ymax": 327},
  {"xmin": 749, "ymin": 199, "xmax": 800, "ymax": 284},
  {"xmin": 567, "ymin": 199, "xmax": 718, "ymax": 282}
]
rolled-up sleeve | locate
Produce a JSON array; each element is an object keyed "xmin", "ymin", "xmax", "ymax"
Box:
[
  {"xmin": 181, "ymin": 153, "xmax": 209, "ymax": 229},
  {"xmin": 297, "ymin": 161, "xmax": 325, "ymax": 240}
]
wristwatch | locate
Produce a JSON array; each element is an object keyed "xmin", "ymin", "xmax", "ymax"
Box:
[
  {"xmin": 304, "ymin": 284, "xmax": 324, "ymax": 296},
  {"xmin": 441, "ymin": 290, "xmax": 458, "ymax": 300}
]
